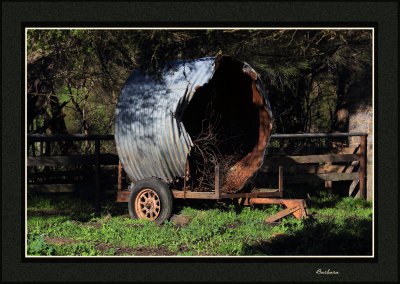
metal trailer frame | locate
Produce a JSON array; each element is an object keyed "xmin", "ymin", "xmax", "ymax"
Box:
[
  {"xmin": 116, "ymin": 131, "xmax": 369, "ymax": 223},
  {"xmin": 117, "ymin": 165, "xmax": 309, "ymax": 224}
]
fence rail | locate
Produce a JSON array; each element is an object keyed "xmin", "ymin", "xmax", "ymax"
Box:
[
  {"xmin": 27, "ymin": 132, "xmax": 368, "ymax": 213},
  {"xmin": 27, "ymin": 134, "xmax": 115, "ymax": 215}
]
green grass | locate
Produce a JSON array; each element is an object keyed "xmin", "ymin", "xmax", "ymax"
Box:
[{"xmin": 26, "ymin": 192, "xmax": 373, "ymax": 256}]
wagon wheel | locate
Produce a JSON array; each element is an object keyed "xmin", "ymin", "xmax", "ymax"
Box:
[
  {"xmin": 135, "ymin": 189, "xmax": 161, "ymax": 220},
  {"xmin": 128, "ymin": 177, "xmax": 173, "ymax": 224}
]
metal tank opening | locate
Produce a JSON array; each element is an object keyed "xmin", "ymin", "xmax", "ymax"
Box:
[{"xmin": 181, "ymin": 56, "xmax": 271, "ymax": 193}]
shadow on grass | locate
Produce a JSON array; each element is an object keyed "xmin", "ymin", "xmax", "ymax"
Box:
[{"xmin": 243, "ymin": 216, "xmax": 372, "ymax": 256}]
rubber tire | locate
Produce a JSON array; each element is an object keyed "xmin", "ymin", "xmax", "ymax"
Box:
[{"xmin": 128, "ymin": 177, "xmax": 173, "ymax": 224}]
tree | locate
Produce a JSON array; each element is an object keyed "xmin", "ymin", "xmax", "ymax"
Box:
[{"xmin": 27, "ymin": 29, "xmax": 372, "ymax": 138}]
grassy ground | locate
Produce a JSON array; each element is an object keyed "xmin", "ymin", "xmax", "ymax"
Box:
[{"xmin": 26, "ymin": 191, "xmax": 373, "ymax": 256}]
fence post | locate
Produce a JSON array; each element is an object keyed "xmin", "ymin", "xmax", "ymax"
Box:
[
  {"xmin": 359, "ymin": 135, "xmax": 367, "ymax": 199},
  {"xmin": 94, "ymin": 138, "xmax": 101, "ymax": 216},
  {"xmin": 118, "ymin": 160, "xmax": 122, "ymax": 193},
  {"xmin": 278, "ymin": 166, "xmax": 284, "ymax": 197},
  {"xmin": 215, "ymin": 165, "xmax": 221, "ymax": 199}
]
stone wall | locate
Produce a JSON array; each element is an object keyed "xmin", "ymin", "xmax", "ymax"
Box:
[{"xmin": 348, "ymin": 106, "xmax": 373, "ymax": 200}]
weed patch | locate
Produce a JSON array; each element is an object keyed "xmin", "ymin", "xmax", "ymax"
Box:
[{"xmin": 26, "ymin": 193, "xmax": 373, "ymax": 256}]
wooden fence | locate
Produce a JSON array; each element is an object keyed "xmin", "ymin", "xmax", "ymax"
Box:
[
  {"xmin": 27, "ymin": 134, "xmax": 117, "ymax": 215},
  {"xmin": 255, "ymin": 133, "xmax": 367, "ymax": 198},
  {"xmin": 27, "ymin": 132, "xmax": 368, "ymax": 213}
]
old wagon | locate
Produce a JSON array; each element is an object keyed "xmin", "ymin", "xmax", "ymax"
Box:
[{"xmin": 115, "ymin": 55, "xmax": 307, "ymax": 224}]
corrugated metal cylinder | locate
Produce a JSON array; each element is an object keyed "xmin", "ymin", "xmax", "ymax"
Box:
[{"xmin": 115, "ymin": 55, "xmax": 272, "ymax": 191}]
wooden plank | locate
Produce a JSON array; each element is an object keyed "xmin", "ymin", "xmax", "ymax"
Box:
[
  {"xmin": 265, "ymin": 206, "xmax": 300, "ymax": 223},
  {"xmin": 28, "ymin": 183, "xmax": 119, "ymax": 193},
  {"xmin": 118, "ymin": 190, "xmax": 281, "ymax": 202},
  {"xmin": 349, "ymin": 180, "xmax": 360, "ymax": 197},
  {"xmin": 262, "ymin": 154, "xmax": 359, "ymax": 165},
  {"xmin": 94, "ymin": 139, "xmax": 101, "ymax": 216},
  {"xmin": 27, "ymin": 134, "xmax": 114, "ymax": 142},
  {"xmin": 27, "ymin": 154, "xmax": 119, "ymax": 166},
  {"xmin": 344, "ymin": 160, "xmax": 359, "ymax": 197},
  {"xmin": 359, "ymin": 135, "xmax": 367, "ymax": 199},
  {"xmin": 254, "ymin": 172, "xmax": 359, "ymax": 184},
  {"xmin": 270, "ymin": 133, "xmax": 367, "ymax": 139},
  {"xmin": 172, "ymin": 190, "xmax": 282, "ymax": 199},
  {"xmin": 28, "ymin": 169, "xmax": 93, "ymax": 179},
  {"xmin": 266, "ymin": 148, "xmax": 330, "ymax": 156},
  {"xmin": 28, "ymin": 183, "xmax": 95, "ymax": 193},
  {"xmin": 118, "ymin": 161, "xmax": 122, "ymax": 192},
  {"xmin": 28, "ymin": 167, "xmax": 117, "ymax": 176},
  {"xmin": 27, "ymin": 155, "xmax": 95, "ymax": 166},
  {"xmin": 117, "ymin": 190, "xmax": 130, "ymax": 202},
  {"xmin": 172, "ymin": 190, "xmax": 220, "ymax": 199},
  {"xmin": 27, "ymin": 132, "xmax": 367, "ymax": 142},
  {"xmin": 265, "ymin": 146, "xmax": 359, "ymax": 157},
  {"xmin": 215, "ymin": 165, "xmax": 220, "ymax": 199},
  {"xmin": 278, "ymin": 166, "xmax": 283, "ymax": 196},
  {"xmin": 220, "ymin": 191, "xmax": 281, "ymax": 199},
  {"xmin": 259, "ymin": 163, "xmax": 349, "ymax": 174}
]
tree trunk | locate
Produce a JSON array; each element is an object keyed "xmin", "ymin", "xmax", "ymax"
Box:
[{"xmin": 332, "ymin": 67, "xmax": 349, "ymax": 133}]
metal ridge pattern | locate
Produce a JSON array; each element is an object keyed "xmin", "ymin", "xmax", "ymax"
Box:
[{"xmin": 115, "ymin": 57, "xmax": 216, "ymax": 183}]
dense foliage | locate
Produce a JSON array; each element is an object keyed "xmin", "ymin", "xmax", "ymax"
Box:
[{"xmin": 27, "ymin": 29, "xmax": 372, "ymax": 137}]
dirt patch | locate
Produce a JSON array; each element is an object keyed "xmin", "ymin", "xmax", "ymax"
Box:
[
  {"xmin": 42, "ymin": 237, "xmax": 215, "ymax": 256},
  {"xmin": 132, "ymin": 246, "xmax": 177, "ymax": 256},
  {"xmin": 83, "ymin": 222, "xmax": 102, "ymax": 228},
  {"xmin": 115, "ymin": 246, "xmax": 135, "ymax": 256},
  {"xmin": 170, "ymin": 214, "xmax": 192, "ymax": 227},
  {"xmin": 94, "ymin": 243, "xmax": 135, "ymax": 256},
  {"xmin": 95, "ymin": 242, "xmax": 114, "ymax": 253},
  {"xmin": 44, "ymin": 237, "xmax": 80, "ymax": 245},
  {"xmin": 226, "ymin": 222, "xmax": 240, "ymax": 229},
  {"xmin": 126, "ymin": 224, "xmax": 144, "ymax": 229}
]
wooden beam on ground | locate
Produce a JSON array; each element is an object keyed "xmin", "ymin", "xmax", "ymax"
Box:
[{"xmin": 265, "ymin": 206, "xmax": 300, "ymax": 224}]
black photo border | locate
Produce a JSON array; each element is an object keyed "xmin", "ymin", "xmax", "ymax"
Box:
[{"xmin": 2, "ymin": 0, "xmax": 398, "ymax": 282}]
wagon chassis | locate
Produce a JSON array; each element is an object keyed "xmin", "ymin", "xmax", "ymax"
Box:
[{"xmin": 117, "ymin": 165, "xmax": 308, "ymax": 224}]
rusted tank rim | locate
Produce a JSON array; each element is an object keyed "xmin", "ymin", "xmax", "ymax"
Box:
[{"xmin": 184, "ymin": 55, "xmax": 273, "ymax": 192}]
